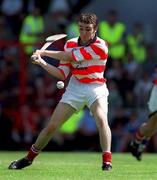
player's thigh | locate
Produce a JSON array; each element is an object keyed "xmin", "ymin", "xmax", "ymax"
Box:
[
  {"xmin": 90, "ymin": 97, "xmax": 108, "ymax": 124},
  {"xmin": 48, "ymin": 102, "xmax": 76, "ymax": 127}
]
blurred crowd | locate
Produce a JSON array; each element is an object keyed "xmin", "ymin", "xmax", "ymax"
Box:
[{"xmin": 0, "ymin": 0, "xmax": 157, "ymax": 153}]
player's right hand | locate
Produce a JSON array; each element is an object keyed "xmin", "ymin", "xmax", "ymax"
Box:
[{"xmin": 31, "ymin": 54, "xmax": 46, "ymax": 65}]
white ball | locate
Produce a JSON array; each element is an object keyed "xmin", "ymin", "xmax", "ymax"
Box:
[{"xmin": 56, "ymin": 81, "xmax": 64, "ymax": 89}]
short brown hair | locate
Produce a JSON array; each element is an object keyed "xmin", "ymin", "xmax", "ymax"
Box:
[{"xmin": 78, "ymin": 13, "xmax": 98, "ymax": 29}]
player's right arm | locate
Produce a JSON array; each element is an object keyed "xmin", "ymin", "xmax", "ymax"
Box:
[{"xmin": 32, "ymin": 54, "xmax": 66, "ymax": 80}]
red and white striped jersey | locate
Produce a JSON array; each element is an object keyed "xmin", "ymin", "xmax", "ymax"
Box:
[{"xmin": 58, "ymin": 36, "xmax": 108, "ymax": 84}]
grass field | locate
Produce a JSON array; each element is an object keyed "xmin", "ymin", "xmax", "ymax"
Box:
[{"xmin": 0, "ymin": 151, "xmax": 157, "ymax": 180}]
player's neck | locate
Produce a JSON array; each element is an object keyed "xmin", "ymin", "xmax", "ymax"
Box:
[{"xmin": 78, "ymin": 34, "xmax": 97, "ymax": 46}]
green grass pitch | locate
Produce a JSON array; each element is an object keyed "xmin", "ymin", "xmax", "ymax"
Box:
[{"xmin": 0, "ymin": 151, "xmax": 157, "ymax": 180}]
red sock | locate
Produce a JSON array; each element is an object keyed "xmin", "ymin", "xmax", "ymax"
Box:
[
  {"xmin": 26, "ymin": 144, "xmax": 40, "ymax": 161},
  {"xmin": 135, "ymin": 129, "xmax": 144, "ymax": 142},
  {"xmin": 102, "ymin": 151, "xmax": 112, "ymax": 164}
]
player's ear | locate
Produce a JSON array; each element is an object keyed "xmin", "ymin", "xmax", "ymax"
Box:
[
  {"xmin": 94, "ymin": 27, "xmax": 98, "ymax": 34},
  {"xmin": 94, "ymin": 25, "xmax": 98, "ymax": 33}
]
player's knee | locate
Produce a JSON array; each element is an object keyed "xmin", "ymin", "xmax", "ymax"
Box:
[{"xmin": 96, "ymin": 117, "xmax": 108, "ymax": 129}]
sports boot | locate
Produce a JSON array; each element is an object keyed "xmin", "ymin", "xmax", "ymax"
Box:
[
  {"xmin": 8, "ymin": 157, "xmax": 32, "ymax": 169},
  {"xmin": 102, "ymin": 162, "xmax": 112, "ymax": 171}
]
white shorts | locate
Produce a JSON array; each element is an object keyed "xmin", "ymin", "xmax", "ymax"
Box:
[
  {"xmin": 148, "ymin": 85, "xmax": 157, "ymax": 112},
  {"xmin": 60, "ymin": 76, "xmax": 109, "ymax": 113}
]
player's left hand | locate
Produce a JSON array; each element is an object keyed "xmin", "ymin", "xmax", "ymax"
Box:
[{"xmin": 33, "ymin": 49, "xmax": 45, "ymax": 57}]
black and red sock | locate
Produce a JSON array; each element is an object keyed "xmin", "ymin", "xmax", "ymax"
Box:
[{"xmin": 26, "ymin": 144, "xmax": 40, "ymax": 161}]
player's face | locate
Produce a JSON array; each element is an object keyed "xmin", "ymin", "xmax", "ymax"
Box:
[{"xmin": 78, "ymin": 22, "xmax": 97, "ymax": 44}]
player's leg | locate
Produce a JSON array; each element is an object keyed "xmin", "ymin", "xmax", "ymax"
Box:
[
  {"xmin": 130, "ymin": 111, "xmax": 157, "ymax": 161},
  {"xmin": 90, "ymin": 97, "xmax": 112, "ymax": 171},
  {"xmin": 8, "ymin": 102, "xmax": 76, "ymax": 169},
  {"xmin": 140, "ymin": 111, "xmax": 157, "ymax": 137},
  {"xmin": 130, "ymin": 85, "xmax": 157, "ymax": 160}
]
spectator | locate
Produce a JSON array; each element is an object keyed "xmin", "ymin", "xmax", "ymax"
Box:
[
  {"xmin": 44, "ymin": 0, "xmax": 69, "ymax": 34},
  {"xmin": 1, "ymin": 0, "xmax": 24, "ymax": 38},
  {"xmin": 116, "ymin": 70, "xmax": 136, "ymax": 107},
  {"xmin": 19, "ymin": 7, "xmax": 44, "ymax": 55},
  {"xmin": 0, "ymin": 15, "xmax": 14, "ymax": 40},
  {"xmin": 107, "ymin": 80, "xmax": 123, "ymax": 109},
  {"xmin": 0, "ymin": 106, "xmax": 13, "ymax": 149},
  {"xmin": 11, "ymin": 104, "xmax": 39, "ymax": 147},
  {"xmin": 98, "ymin": 9, "xmax": 126, "ymax": 67},
  {"xmin": 0, "ymin": 47, "xmax": 19, "ymax": 108},
  {"xmin": 106, "ymin": 60, "xmax": 124, "ymax": 81},
  {"xmin": 110, "ymin": 107, "xmax": 129, "ymax": 152},
  {"xmin": 142, "ymin": 43, "xmax": 157, "ymax": 76},
  {"xmin": 124, "ymin": 53, "xmax": 141, "ymax": 79},
  {"xmin": 66, "ymin": 0, "xmax": 94, "ymax": 22},
  {"xmin": 127, "ymin": 22, "xmax": 147, "ymax": 64},
  {"xmin": 44, "ymin": 9, "xmax": 67, "ymax": 36},
  {"xmin": 33, "ymin": 0, "xmax": 51, "ymax": 14},
  {"xmin": 134, "ymin": 72, "xmax": 152, "ymax": 108}
]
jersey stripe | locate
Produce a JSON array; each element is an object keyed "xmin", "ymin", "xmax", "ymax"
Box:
[
  {"xmin": 75, "ymin": 77, "xmax": 106, "ymax": 83},
  {"xmin": 58, "ymin": 68, "xmax": 66, "ymax": 79},
  {"xmin": 58, "ymin": 62, "xmax": 70, "ymax": 78},
  {"xmin": 66, "ymin": 41, "xmax": 78, "ymax": 48},
  {"xmin": 85, "ymin": 46, "xmax": 100, "ymax": 59},
  {"xmin": 76, "ymin": 72, "xmax": 104, "ymax": 79},
  {"xmin": 72, "ymin": 65, "xmax": 106, "ymax": 75},
  {"xmin": 59, "ymin": 63, "xmax": 71, "ymax": 67},
  {"xmin": 72, "ymin": 49, "xmax": 84, "ymax": 62},
  {"xmin": 80, "ymin": 47, "xmax": 93, "ymax": 60},
  {"xmin": 90, "ymin": 44, "xmax": 108, "ymax": 59}
]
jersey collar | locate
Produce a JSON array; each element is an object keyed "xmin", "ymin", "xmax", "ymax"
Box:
[{"xmin": 78, "ymin": 34, "xmax": 97, "ymax": 47}]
